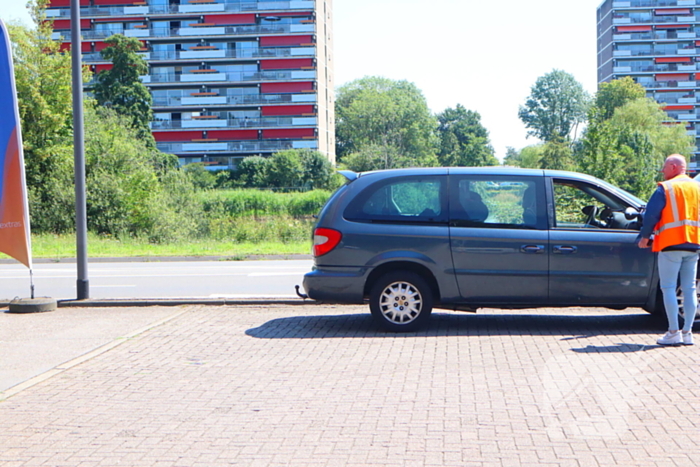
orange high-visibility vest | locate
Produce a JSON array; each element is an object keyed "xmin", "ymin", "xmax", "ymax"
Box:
[{"xmin": 652, "ymin": 174, "xmax": 700, "ymax": 252}]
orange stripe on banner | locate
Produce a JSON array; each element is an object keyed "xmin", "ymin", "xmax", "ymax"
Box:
[{"xmin": 0, "ymin": 128, "xmax": 31, "ymax": 268}]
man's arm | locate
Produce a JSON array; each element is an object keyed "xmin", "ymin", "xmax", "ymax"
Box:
[{"xmin": 638, "ymin": 185, "xmax": 666, "ymax": 248}]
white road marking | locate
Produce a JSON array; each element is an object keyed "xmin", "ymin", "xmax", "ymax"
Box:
[
  {"xmin": 209, "ymin": 294, "xmax": 297, "ymax": 298},
  {"xmin": 248, "ymin": 272, "xmax": 304, "ymax": 277}
]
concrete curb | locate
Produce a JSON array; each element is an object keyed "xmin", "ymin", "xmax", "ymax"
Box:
[
  {"xmin": 0, "ymin": 297, "xmax": 321, "ymax": 308},
  {"xmin": 60, "ymin": 298, "xmax": 318, "ymax": 307}
]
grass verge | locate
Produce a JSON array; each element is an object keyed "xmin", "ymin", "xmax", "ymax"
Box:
[{"xmin": 0, "ymin": 233, "xmax": 311, "ymax": 260}]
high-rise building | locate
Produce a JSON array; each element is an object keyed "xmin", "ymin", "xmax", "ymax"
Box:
[
  {"xmin": 597, "ymin": 0, "xmax": 699, "ymax": 168},
  {"xmin": 44, "ymin": 0, "xmax": 334, "ymax": 170}
]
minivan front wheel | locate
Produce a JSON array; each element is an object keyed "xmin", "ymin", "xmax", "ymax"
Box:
[{"xmin": 369, "ymin": 272, "xmax": 433, "ymax": 332}]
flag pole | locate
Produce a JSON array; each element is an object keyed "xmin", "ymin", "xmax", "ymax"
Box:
[{"xmin": 71, "ymin": 0, "xmax": 89, "ymax": 299}]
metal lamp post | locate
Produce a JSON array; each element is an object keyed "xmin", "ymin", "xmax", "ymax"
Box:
[{"xmin": 70, "ymin": 0, "xmax": 89, "ymax": 299}]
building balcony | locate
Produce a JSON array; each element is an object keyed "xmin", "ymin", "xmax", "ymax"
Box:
[
  {"xmin": 613, "ymin": 48, "xmax": 698, "ymax": 58},
  {"xmin": 54, "ymin": 23, "xmax": 315, "ymax": 42},
  {"xmin": 647, "ymin": 80, "xmax": 698, "ymax": 88},
  {"xmin": 150, "ymin": 116, "xmax": 317, "ymax": 130},
  {"xmin": 613, "ymin": 64, "xmax": 698, "ymax": 73},
  {"xmin": 612, "ymin": 15, "xmax": 695, "ymax": 24},
  {"xmin": 141, "ymin": 69, "xmax": 316, "ymax": 85},
  {"xmin": 157, "ymin": 139, "xmax": 317, "ymax": 154},
  {"xmin": 613, "ymin": 1, "xmax": 692, "ymax": 6},
  {"xmin": 82, "ymin": 46, "xmax": 315, "ymax": 63},
  {"xmin": 45, "ymin": 1, "xmax": 315, "ymax": 19},
  {"xmin": 152, "ymin": 93, "xmax": 316, "ymax": 108},
  {"xmin": 613, "ymin": 32, "xmax": 696, "ymax": 41}
]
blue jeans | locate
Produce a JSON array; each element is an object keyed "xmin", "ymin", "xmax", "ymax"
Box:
[{"xmin": 658, "ymin": 250, "xmax": 698, "ymax": 332}]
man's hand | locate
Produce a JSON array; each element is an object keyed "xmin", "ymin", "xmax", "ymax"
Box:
[{"xmin": 638, "ymin": 238, "xmax": 652, "ymax": 249}]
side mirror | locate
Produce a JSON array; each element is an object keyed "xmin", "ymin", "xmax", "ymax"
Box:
[{"xmin": 624, "ymin": 206, "xmax": 641, "ymax": 220}]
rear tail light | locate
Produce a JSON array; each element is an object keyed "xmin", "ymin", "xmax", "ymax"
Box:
[{"xmin": 313, "ymin": 227, "xmax": 342, "ymax": 257}]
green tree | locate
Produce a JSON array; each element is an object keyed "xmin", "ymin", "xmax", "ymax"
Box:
[
  {"xmin": 92, "ymin": 34, "xmax": 153, "ymax": 143},
  {"xmin": 576, "ymin": 97, "xmax": 693, "ymax": 197},
  {"xmin": 518, "ymin": 69, "xmax": 590, "ymax": 142},
  {"xmin": 436, "ymin": 105, "xmax": 497, "ymax": 166},
  {"xmin": 237, "ymin": 156, "xmax": 269, "ymax": 188},
  {"xmin": 594, "ymin": 76, "xmax": 646, "ymax": 121},
  {"xmin": 539, "ymin": 136, "xmax": 574, "ymax": 170},
  {"xmin": 298, "ymin": 149, "xmax": 334, "ymax": 189},
  {"xmin": 335, "ymin": 76, "xmax": 438, "ymax": 167},
  {"xmin": 184, "ymin": 163, "xmax": 218, "ymax": 190},
  {"xmin": 266, "ymin": 151, "xmax": 303, "ymax": 189},
  {"xmin": 8, "ymin": 1, "xmax": 78, "ymax": 233},
  {"xmin": 83, "ymin": 102, "xmax": 200, "ymax": 241},
  {"xmin": 341, "ymin": 144, "xmax": 401, "ymax": 172},
  {"xmin": 503, "ymin": 147, "xmax": 521, "ymax": 166},
  {"xmin": 519, "ymin": 145, "xmax": 545, "ymax": 169}
]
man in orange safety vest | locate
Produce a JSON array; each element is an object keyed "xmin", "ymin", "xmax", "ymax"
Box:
[{"xmin": 638, "ymin": 154, "xmax": 700, "ymax": 346}]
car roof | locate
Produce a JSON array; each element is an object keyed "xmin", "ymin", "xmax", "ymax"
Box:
[{"xmin": 352, "ymin": 166, "xmax": 606, "ymax": 181}]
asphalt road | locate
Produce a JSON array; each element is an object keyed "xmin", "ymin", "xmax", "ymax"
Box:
[{"xmin": 0, "ymin": 259, "xmax": 314, "ymax": 301}]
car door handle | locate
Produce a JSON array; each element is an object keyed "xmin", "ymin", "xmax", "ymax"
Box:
[
  {"xmin": 553, "ymin": 245, "xmax": 577, "ymax": 254},
  {"xmin": 521, "ymin": 244, "xmax": 544, "ymax": 254}
]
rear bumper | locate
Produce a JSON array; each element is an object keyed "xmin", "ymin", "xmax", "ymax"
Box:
[{"xmin": 302, "ymin": 266, "xmax": 368, "ymax": 303}]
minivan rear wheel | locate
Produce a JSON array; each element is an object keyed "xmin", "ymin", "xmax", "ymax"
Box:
[{"xmin": 369, "ymin": 272, "xmax": 433, "ymax": 332}]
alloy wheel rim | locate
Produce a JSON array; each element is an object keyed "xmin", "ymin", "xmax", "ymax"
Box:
[{"xmin": 378, "ymin": 281, "xmax": 422, "ymax": 324}]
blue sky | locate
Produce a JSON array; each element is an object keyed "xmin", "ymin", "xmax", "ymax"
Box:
[{"xmin": 2, "ymin": 0, "xmax": 605, "ymax": 160}]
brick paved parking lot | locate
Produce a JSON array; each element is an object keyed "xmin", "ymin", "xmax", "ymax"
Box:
[{"xmin": 0, "ymin": 304, "xmax": 699, "ymax": 466}]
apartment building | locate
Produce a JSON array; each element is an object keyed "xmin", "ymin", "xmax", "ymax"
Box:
[
  {"xmin": 44, "ymin": 0, "xmax": 334, "ymax": 170},
  {"xmin": 597, "ymin": 0, "xmax": 700, "ymax": 167}
]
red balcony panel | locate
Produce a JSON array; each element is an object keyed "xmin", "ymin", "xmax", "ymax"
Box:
[
  {"xmin": 260, "ymin": 35, "xmax": 313, "ymax": 47},
  {"xmin": 262, "ymin": 105, "xmax": 314, "ymax": 116},
  {"xmin": 259, "ymin": 58, "xmax": 313, "ymax": 70},
  {"xmin": 655, "ymin": 8, "xmax": 692, "ymax": 15},
  {"xmin": 48, "ymin": 0, "xmax": 89, "ymax": 6},
  {"xmin": 59, "ymin": 42, "xmax": 93, "ymax": 52},
  {"xmin": 207, "ymin": 130, "xmax": 258, "ymax": 140},
  {"xmin": 656, "ymin": 24, "xmax": 690, "ymax": 29},
  {"xmin": 664, "ymin": 104, "xmax": 694, "ymax": 110},
  {"xmin": 260, "ymin": 82, "xmax": 314, "ymax": 93},
  {"xmin": 49, "ymin": 19, "xmax": 91, "ymax": 30},
  {"xmin": 203, "ymin": 14, "xmax": 256, "ymax": 25},
  {"xmin": 94, "ymin": 17, "xmax": 145, "ymax": 22},
  {"xmin": 93, "ymin": 0, "xmax": 139, "ymax": 5},
  {"xmin": 656, "ymin": 73, "xmax": 691, "ymax": 81},
  {"xmin": 153, "ymin": 131, "xmax": 204, "ymax": 142},
  {"xmin": 616, "ymin": 25, "xmax": 652, "ymax": 32},
  {"xmin": 93, "ymin": 40, "xmax": 145, "ymax": 51},
  {"xmin": 262, "ymin": 128, "xmax": 315, "ymax": 139},
  {"xmin": 656, "ymin": 57, "xmax": 693, "ymax": 63},
  {"xmin": 93, "ymin": 64, "xmax": 114, "ymax": 73},
  {"xmin": 258, "ymin": 11, "xmax": 312, "ymax": 17}
]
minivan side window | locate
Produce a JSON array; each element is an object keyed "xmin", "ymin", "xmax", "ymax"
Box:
[
  {"xmin": 552, "ymin": 179, "xmax": 639, "ymax": 230},
  {"xmin": 449, "ymin": 177, "xmax": 545, "ymax": 229},
  {"xmin": 344, "ymin": 176, "xmax": 447, "ymax": 223}
]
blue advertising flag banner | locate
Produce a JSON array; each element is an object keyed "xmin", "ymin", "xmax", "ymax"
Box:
[{"xmin": 0, "ymin": 19, "xmax": 32, "ymax": 268}]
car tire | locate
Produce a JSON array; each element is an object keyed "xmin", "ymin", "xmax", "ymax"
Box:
[{"xmin": 369, "ymin": 271, "xmax": 433, "ymax": 332}]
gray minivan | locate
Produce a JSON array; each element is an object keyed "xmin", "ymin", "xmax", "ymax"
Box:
[{"xmin": 302, "ymin": 167, "xmax": 683, "ymax": 331}]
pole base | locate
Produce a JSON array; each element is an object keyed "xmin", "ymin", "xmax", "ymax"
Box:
[
  {"xmin": 77, "ymin": 280, "xmax": 89, "ymax": 300},
  {"xmin": 8, "ymin": 298, "xmax": 58, "ymax": 314}
]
